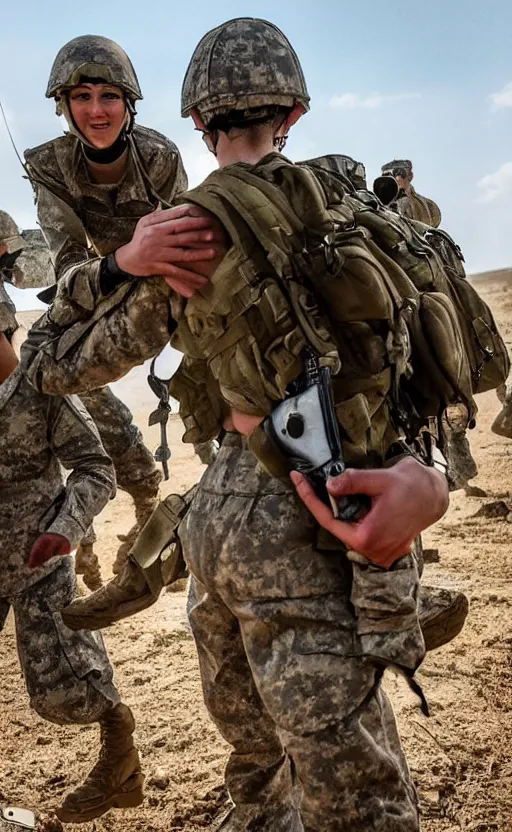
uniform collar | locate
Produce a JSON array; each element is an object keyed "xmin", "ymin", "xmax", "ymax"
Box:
[{"xmin": 60, "ymin": 133, "xmax": 155, "ymax": 210}]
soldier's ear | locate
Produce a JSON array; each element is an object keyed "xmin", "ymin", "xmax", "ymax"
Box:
[
  {"xmin": 190, "ymin": 109, "xmax": 208, "ymax": 132},
  {"xmin": 283, "ymin": 103, "xmax": 307, "ymax": 132}
]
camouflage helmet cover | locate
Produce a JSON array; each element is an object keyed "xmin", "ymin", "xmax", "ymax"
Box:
[
  {"xmin": 0, "ymin": 211, "xmax": 24, "ymax": 255},
  {"xmin": 46, "ymin": 35, "xmax": 142, "ymax": 101},
  {"xmin": 381, "ymin": 159, "xmax": 413, "ymax": 176},
  {"xmin": 181, "ymin": 17, "xmax": 310, "ymax": 120}
]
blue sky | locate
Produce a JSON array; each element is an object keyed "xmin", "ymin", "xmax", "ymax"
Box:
[{"xmin": 2, "ymin": 0, "xmax": 512, "ymax": 288}]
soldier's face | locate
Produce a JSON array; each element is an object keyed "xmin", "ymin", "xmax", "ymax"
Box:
[{"xmin": 68, "ymin": 83, "xmax": 126, "ymax": 149}]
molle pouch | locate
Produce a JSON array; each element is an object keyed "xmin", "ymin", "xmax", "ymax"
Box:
[
  {"xmin": 406, "ymin": 291, "xmax": 475, "ymax": 421},
  {"xmin": 129, "ymin": 490, "xmax": 195, "ymax": 595},
  {"xmin": 0, "ymin": 808, "xmax": 35, "ymax": 832}
]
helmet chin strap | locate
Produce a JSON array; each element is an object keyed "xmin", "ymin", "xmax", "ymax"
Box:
[{"xmin": 56, "ymin": 93, "xmax": 135, "ymax": 157}]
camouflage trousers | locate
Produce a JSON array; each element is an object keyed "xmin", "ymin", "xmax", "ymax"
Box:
[
  {"xmin": 0, "ymin": 558, "xmax": 119, "ymax": 725},
  {"xmin": 80, "ymin": 386, "xmax": 162, "ymax": 546},
  {"xmin": 180, "ymin": 434, "xmax": 419, "ymax": 832}
]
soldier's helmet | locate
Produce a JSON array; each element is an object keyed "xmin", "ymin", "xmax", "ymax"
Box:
[
  {"xmin": 46, "ymin": 35, "xmax": 142, "ymax": 101},
  {"xmin": 0, "ymin": 211, "xmax": 24, "ymax": 255},
  {"xmin": 181, "ymin": 17, "xmax": 310, "ymax": 122},
  {"xmin": 381, "ymin": 159, "xmax": 413, "ymax": 178}
]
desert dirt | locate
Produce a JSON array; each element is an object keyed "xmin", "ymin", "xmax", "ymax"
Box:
[{"xmin": 2, "ymin": 272, "xmax": 512, "ymax": 831}]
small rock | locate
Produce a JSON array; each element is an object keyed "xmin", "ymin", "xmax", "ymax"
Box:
[
  {"xmin": 36, "ymin": 736, "xmax": 52, "ymax": 746},
  {"xmin": 36, "ymin": 813, "xmax": 64, "ymax": 832},
  {"xmin": 471, "ymin": 500, "xmax": 510, "ymax": 519},
  {"xmin": 149, "ymin": 770, "xmax": 170, "ymax": 790},
  {"xmin": 464, "ymin": 485, "xmax": 488, "ymax": 498},
  {"xmin": 132, "ymin": 675, "xmax": 152, "ymax": 686},
  {"xmin": 423, "ymin": 548, "xmax": 440, "ymax": 564}
]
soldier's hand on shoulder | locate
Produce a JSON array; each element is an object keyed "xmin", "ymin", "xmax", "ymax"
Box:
[
  {"xmin": 291, "ymin": 458, "xmax": 449, "ymax": 568},
  {"xmin": 114, "ymin": 204, "xmax": 228, "ymax": 297},
  {"xmin": 28, "ymin": 533, "xmax": 72, "ymax": 569}
]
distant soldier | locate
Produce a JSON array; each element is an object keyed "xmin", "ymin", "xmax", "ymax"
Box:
[{"xmin": 380, "ymin": 158, "xmax": 442, "ymax": 227}]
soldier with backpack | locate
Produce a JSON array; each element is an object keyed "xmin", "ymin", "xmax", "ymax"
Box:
[
  {"xmin": 20, "ymin": 17, "xmax": 510, "ymax": 831},
  {"xmin": 378, "ymin": 159, "xmax": 442, "ymax": 227}
]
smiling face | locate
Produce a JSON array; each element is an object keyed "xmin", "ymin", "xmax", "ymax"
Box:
[{"xmin": 68, "ymin": 83, "xmax": 126, "ymax": 148}]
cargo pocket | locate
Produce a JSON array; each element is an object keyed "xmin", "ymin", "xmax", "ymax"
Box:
[{"xmin": 347, "ymin": 550, "xmax": 425, "ymax": 674}]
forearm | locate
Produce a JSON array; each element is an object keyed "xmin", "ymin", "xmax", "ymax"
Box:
[
  {"xmin": 22, "ymin": 279, "xmax": 175, "ymax": 395},
  {"xmin": 45, "ymin": 464, "xmax": 114, "ymax": 547}
]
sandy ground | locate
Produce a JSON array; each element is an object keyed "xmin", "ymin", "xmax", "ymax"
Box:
[{"xmin": 3, "ymin": 274, "xmax": 512, "ymax": 831}]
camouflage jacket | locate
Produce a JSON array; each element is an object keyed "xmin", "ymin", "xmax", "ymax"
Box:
[
  {"xmin": 394, "ymin": 185, "xmax": 441, "ymax": 227},
  {"xmin": 0, "ymin": 277, "xmax": 18, "ymax": 339},
  {"xmin": 0, "ymin": 367, "xmax": 115, "ymax": 597},
  {"xmin": 24, "ymin": 125, "xmax": 187, "ymax": 325}
]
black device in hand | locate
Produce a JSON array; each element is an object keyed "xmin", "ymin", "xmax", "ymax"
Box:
[{"xmin": 268, "ymin": 350, "xmax": 370, "ymax": 522}]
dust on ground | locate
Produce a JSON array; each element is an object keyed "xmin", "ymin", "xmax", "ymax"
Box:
[{"xmin": 2, "ymin": 273, "xmax": 512, "ymax": 831}]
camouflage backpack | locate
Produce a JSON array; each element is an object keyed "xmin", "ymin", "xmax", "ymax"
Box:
[
  {"xmin": 304, "ymin": 155, "xmax": 509, "ymax": 403},
  {"xmin": 170, "ymin": 153, "xmax": 506, "ymax": 461}
]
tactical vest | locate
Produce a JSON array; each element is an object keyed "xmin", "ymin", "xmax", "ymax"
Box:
[
  {"xmin": 169, "ymin": 153, "xmax": 508, "ymax": 473},
  {"xmin": 24, "ymin": 125, "xmax": 183, "ymax": 258}
]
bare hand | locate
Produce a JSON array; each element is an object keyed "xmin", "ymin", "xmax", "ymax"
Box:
[
  {"xmin": 28, "ymin": 533, "xmax": 72, "ymax": 569},
  {"xmin": 290, "ymin": 457, "xmax": 449, "ymax": 568},
  {"xmin": 115, "ymin": 205, "xmax": 227, "ymax": 297}
]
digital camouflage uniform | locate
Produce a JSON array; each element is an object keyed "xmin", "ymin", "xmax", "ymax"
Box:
[
  {"xmin": 21, "ymin": 19, "xmax": 429, "ymax": 831},
  {"xmin": 0, "ymin": 367, "xmax": 118, "ymax": 722},
  {"xmin": 182, "ymin": 434, "xmax": 418, "ymax": 832},
  {"xmin": 23, "ymin": 36, "xmax": 190, "ymax": 577}
]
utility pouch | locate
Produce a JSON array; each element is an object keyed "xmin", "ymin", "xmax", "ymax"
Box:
[{"xmin": 129, "ymin": 489, "xmax": 195, "ymax": 595}]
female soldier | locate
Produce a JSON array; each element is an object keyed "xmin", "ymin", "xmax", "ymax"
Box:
[{"xmin": 24, "ymin": 35, "xmax": 219, "ymax": 582}]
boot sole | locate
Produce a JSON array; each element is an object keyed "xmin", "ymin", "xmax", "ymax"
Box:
[
  {"xmin": 421, "ymin": 593, "xmax": 469, "ymax": 652},
  {"xmin": 56, "ymin": 773, "xmax": 144, "ymax": 823}
]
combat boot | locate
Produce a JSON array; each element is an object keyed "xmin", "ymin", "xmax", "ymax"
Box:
[
  {"xmin": 57, "ymin": 703, "xmax": 144, "ymax": 823},
  {"xmin": 75, "ymin": 543, "xmax": 103, "ymax": 592},
  {"xmin": 418, "ymin": 586, "xmax": 469, "ymax": 651},
  {"xmin": 62, "ymin": 559, "xmax": 157, "ymax": 631}
]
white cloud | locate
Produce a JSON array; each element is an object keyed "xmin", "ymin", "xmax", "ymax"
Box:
[
  {"xmin": 476, "ymin": 161, "xmax": 512, "ymax": 203},
  {"xmin": 490, "ymin": 81, "xmax": 512, "ymax": 111},
  {"xmin": 329, "ymin": 91, "xmax": 421, "ymax": 109}
]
